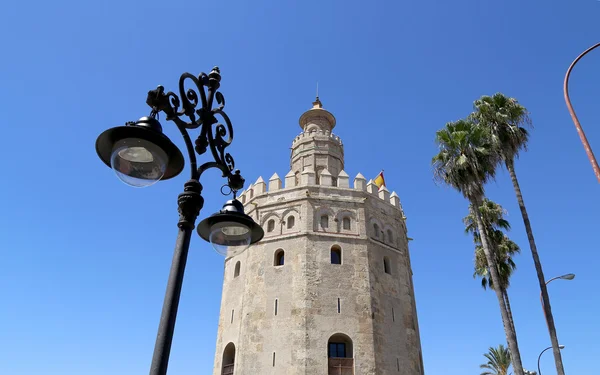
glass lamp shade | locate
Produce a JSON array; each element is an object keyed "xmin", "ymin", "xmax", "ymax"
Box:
[
  {"xmin": 208, "ymin": 221, "xmax": 252, "ymax": 256},
  {"xmin": 560, "ymin": 273, "xmax": 576, "ymax": 280},
  {"xmin": 110, "ymin": 137, "xmax": 168, "ymax": 187},
  {"xmin": 95, "ymin": 117, "xmax": 184, "ymax": 186},
  {"xmin": 198, "ymin": 199, "xmax": 264, "ymax": 257}
]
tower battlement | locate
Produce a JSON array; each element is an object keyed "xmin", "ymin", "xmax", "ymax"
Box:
[
  {"xmin": 238, "ymin": 171, "xmax": 406, "ymax": 218},
  {"xmin": 290, "ymin": 130, "xmax": 344, "ymax": 148}
]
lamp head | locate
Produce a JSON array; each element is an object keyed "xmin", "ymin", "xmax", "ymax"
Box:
[
  {"xmin": 197, "ymin": 199, "xmax": 264, "ymax": 256},
  {"xmin": 96, "ymin": 117, "xmax": 184, "ymax": 187},
  {"xmin": 560, "ymin": 273, "xmax": 576, "ymax": 280}
]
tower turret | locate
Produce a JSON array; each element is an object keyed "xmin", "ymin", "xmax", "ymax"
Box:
[{"xmin": 291, "ymin": 97, "xmax": 344, "ymax": 185}]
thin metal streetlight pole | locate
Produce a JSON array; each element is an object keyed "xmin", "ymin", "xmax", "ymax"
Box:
[
  {"xmin": 540, "ymin": 274, "xmax": 574, "ymax": 329},
  {"xmin": 538, "ymin": 345, "xmax": 564, "ymax": 375},
  {"xmin": 538, "ymin": 274, "xmax": 574, "ymax": 375},
  {"xmin": 537, "ymin": 346, "xmax": 552, "ymax": 375},
  {"xmin": 564, "ymin": 42, "xmax": 600, "ymax": 183}
]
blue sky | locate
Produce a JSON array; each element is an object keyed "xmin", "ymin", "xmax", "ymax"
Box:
[{"xmin": 1, "ymin": 0, "xmax": 598, "ymax": 374}]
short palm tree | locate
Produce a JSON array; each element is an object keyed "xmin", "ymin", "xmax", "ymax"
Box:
[
  {"xmin": 473, "ymin": 94, "xmax": 565, "ymax": 375},
  {"xmin": 480, "ymin": 344, "xmax": 512, "ymax": 375},
  {"xmin": 432, "ymin": 119, "xmax": 524, "ymax": 375},
  {"xmin": 464, "ymin": 199, "xmax": 521, "ymax": 336}
]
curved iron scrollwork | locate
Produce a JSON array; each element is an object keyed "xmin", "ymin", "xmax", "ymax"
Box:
[{"xmin": 146, "ymin": 67, "xmax": 240, "ymax": 190}]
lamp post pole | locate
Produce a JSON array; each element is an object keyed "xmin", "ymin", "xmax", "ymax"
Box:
[
  {"xmin": 95, "ymin": 67, "xmax": 264, "ymax": 375},
  {"xmin": 540, "ymin": 274, "xmax": 575, "ymax": 332},
  {"xmin": 537, "ymin": 273, "xmax": 574, "ymax": 375},
  {"xmin": 564, "ymin": 42, "xmax": 600, "ymax": 183},
  {"xmin": 538, "ymin": 345, "xmax": 565, "ymax": 375}
]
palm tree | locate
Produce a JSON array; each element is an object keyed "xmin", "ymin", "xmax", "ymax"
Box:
[
  {"xmin": 473, "ymin": 93, "xmax": 565, "ymax": 375},
  {"xmin": 432, "ymin": 119, "xmax": 525, "ymax": 375},
  {"xmin": 464, "ymin": 199, "xmax": 521, "ymax": 337},
  {"xmin": 480, "ymin": 344, "xmax": 512, "ymax": 375}
]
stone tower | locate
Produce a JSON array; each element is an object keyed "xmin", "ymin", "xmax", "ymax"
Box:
[{"xmin": 212, "ymin": 98, "xmax": 424, "ymax": 375}]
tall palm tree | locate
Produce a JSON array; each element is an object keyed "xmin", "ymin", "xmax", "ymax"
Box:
[
  {"xmin": 480, "ymin": 344, "xmax": 512, "ymax": 375},
  {"xmin": 473, "ymin": 93, "xmax": 565, "ymax": 375},
  {"xmin": 432, "ymin": 119, "xmax": 525, "ymax": 375},
  {"xmin": 464, "ymin": 199, "xmax": 521, "ymax": 337}
]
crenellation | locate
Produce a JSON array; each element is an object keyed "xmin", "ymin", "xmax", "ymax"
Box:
[
  {"xmin": 337, "ymin": 170, "xmax": 350, "ymax": 188},
  {"xmin": 291, "ymin": 130, "xmax": 344, "ymax": 148},
  {"xmin": 254, "ymin": 176, "xmax": 266, "ymax": 195},
  {"xmin": 354, "ymin": 173, "xmax": 367, "ymax": 191},
  {"xmin": 269, "ymin": 173, "xmax": 282, "ymax": 192},
  {"xmin": 319, "ymin": 168, "xmax": 332, "ymax": 186},
  {"xmin": 366, "ymin": 179, "xmax": 378, "ymax": 195},
  {"xmin": 284, "ymin": 170, "xmax": 296, "ymax": 188},
  {"xmin": 390, "ymin": 191, "xmax": 401, "ymax": 208},
  {"xmin": 378, "ymin": 185, "xmax": 390, "ymax": 202},
  {"xmin": 301, "ymin": 167, "xmax": 316, "ymax": 186},
  {"xmin": 244, "ymin": 169, "xmax": 406, "ymax": 215}
]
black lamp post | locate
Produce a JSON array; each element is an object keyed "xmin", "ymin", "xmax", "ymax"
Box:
[{"xmin": 95, "ymin": 67, "xmax": 264, "ymax": 375}]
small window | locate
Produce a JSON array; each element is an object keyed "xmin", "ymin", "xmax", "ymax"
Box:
[
  {"xmin": 373, "ymin": 223, "xmax": 380, "ymax": 238},
  {"xmin": 287, "ymin": 216, "xmax": 295, "ymax": 229},
  {"xmin": 384, "ymin": 256, "xmax": 391, "ymax": 274},
  {"xmin": 331, "ymin": 245, "xmax": 342, "ymax": 265},
  {"xmin": 321, "ymin": 215, "xmax": 329, "ymax": 229},
  {"xmin": 267, "ymin": 219, "xmax": 275, "ymax": 232},
  {"xmin": 342, "ymin": 217, "xmax": 351, "ymax": 230},
  {"xmin": 328, "ymin": 342, "xmax": 346, "ymax": 358},
  {"xmin": 274, "ymin": 249, "xmax": 285, "ymax": 266},
  {"xmin": 387, "ymin": 229, "xmax": 394, "ymax": 244},
  {"xmin": 294, "ymin": 172, "xmax": 300, "ymax": 186},
  {"xmin": 332, "ymin": 177, "xmax": 338, "ymax": 187},
  {"xmin": 327, "ymin": 333, "xmax": 353, "ymax": 358},
  {"xmin": 234, "ymin": 261, "xmax": 240, "ymax": 278}
]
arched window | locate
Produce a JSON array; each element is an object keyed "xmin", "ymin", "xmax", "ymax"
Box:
[
  {"xmin": 287, "ymin": 216, "xmax": 295, "ymax": 229},
  {"xmin": 387, "ymin": 229, "xmax": 394, "ymax": 244},
  {"xmin": 321, "ymin": 215, "xmax": 329, "ymax": 229},
  {"xmin": 383, "ymin": 256, "xmax": 391, "ymax": 275},
  {"xmin": 222, "ymin": 342, "xmax": 236, "ymax": 375},
  {"xmin": 294, "ymin": 171, "xmax": 300, "ymax": 186},
  {"xmin": 331, "ymin": 245, "xmax": 342, "ymax": 265},
  {"xmin": 342, "ymin": 217, "xmax": 351, "ymax": 230},
  {"xmin": 327, "ymin": 333, "xmax": 354, "ymax": 374},
  {"xmin": 267, "ymin": 219, "xmax": 275, "ymax": 232},
  {"xmin": 373, "ymin": 223, "xmax": 380, "ymax": 239},
  {"xmin": 234, "ymin": 261, "xmax": 241, "ymax": 278},
  {"xmin": 274, "ymin": 249, "xmax": 285, "ymax": 266}
]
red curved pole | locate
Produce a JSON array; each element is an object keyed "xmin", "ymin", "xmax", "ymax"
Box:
[{"xmin": 564, "ymin": 42, "xmax": 600, "ymax": 183}]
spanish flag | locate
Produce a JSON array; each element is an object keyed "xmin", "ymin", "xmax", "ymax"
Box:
[{"xmin": 374, "ymin": 170, "xmax": 386, "ymax": 189}]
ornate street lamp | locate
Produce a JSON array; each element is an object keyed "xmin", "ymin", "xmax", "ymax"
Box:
[{"xmin": 95, "ymin": 67, "xmax": 264, "ymax": 375}]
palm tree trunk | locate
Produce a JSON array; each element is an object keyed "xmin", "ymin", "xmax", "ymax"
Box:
[
  {"xmin": 471, "ymin": 197, "xmax": 525, "ymax": 375},
  {"xmin": 506, "ymin": 158, "xmax": 565, "ymax": 375},
  {"xmin": 503, "ymin": 289, "xmax": 516, "ymax": 340}
]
